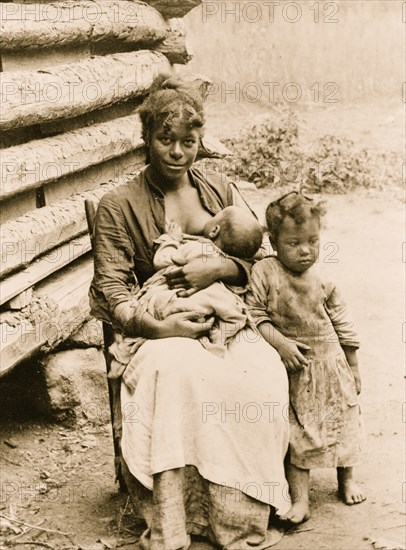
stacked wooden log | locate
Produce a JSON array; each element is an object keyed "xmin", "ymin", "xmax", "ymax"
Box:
[{"xmin": 0, "ymin": 0, "xmax": 204, "ymax": 376}]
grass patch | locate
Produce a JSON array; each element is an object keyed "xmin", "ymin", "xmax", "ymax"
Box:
[{"xmin": 185, "ymin": 1, "xmax": 403, "ymax": 104}]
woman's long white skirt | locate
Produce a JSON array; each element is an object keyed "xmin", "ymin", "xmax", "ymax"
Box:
[{"xmin": 120, "ymin": 329, "xmax": 291, "ymax": 549}]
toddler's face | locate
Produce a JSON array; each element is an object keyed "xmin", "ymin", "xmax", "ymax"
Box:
[{"xmin": 274, "ymin": 216, "xmax": 320, "ymax": 273}]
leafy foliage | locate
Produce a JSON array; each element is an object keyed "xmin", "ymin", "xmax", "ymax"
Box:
[
  {"xmin": 222, "ymin": 110, "xmax": 300, "ymax": 188},
  {"xmin": 301, "ymin": 135, "xmax": 400, "ymax": 193},
  {"xmin": 218, "ymin": 111, "xmax": 401, "ymax": 194}
]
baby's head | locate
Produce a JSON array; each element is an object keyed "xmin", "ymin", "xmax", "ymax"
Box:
[
  {"xmin": 203, "ymin": 206, "xmax": 263, "ymax": 258},
  {"xmin": 265, "ymin": 191, "xmax": 326, "ymax": 273}
]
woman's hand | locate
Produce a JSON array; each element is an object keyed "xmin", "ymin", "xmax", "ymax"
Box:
[
  {"xmin": 165, "ymin": 257, "xmax": 222, "ymax": 297},
  {"xmin": 158, "ymin": 311, "xmax": 215, "ymax": 339},
  {"xmin": 134, "ymin": 310, "xmax": 214, "ymax": 340}
]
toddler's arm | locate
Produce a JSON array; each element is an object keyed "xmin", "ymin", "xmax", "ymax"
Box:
[
  {"xmin": 342, "ymin": 346, "xmax": 361, "ymax": 394},
  {"xmin": 325, "ymin": 284, "xmax": 361, "ymax": 393},
  {"xmin": 245, "ymin": 262, "xmax": 309, "ymax": 371},
  {"xmin": 257, "ymin": 321, "xmax": 310, "ymax": 371},
  {"xmin": 325, "ymin": 285, "xmax": 360, "ymax": 347}
]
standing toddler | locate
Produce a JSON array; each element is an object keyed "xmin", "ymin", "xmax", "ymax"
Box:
[{"xmin": 246, "ymin": 191, "xmax": 366, "ymax": 524}]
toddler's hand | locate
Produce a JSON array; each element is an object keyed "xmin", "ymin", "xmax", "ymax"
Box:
[
  {"xmin": 352, "ymin": 370, "xmax": 361, "ymax": 394},
  {"xmin": 277, "ymin": 338, "xmax": 310, "ymax": 372}
]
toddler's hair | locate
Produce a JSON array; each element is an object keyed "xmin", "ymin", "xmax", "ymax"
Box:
[
  {"xmin": 218, "ymin": 207, "xmax": 263, "ymax": 259},
  {"xmin": 265, "ymin": 191, "xmax": 326, "ymax": 244},
  {"xmin": 139, "ymin": 74, "xmax": 205, "ymax": 147}
]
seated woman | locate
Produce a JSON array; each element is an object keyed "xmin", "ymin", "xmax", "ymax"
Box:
[{"xmin": 89, "ymin": 74, "xmax": 290, "ymax": 550}]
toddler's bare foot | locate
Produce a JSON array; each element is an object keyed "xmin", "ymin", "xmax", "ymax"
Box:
[
  {"xmin": 281, "ymin": 464, "xmax": 311, "ymax": 525},
  {"xmin": 339, "ymin": 478, "xmax": 366, "ymax": 505},
  {"xmin": 279, "ymin": 500, "xmax": 310, "ymax": 525},
  {"xmin": 337, "ymin": 467, "xmax": 366, "ymax": 505}
]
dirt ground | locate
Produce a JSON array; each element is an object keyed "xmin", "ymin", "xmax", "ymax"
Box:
[{"xmin": 1, "ymin": 100, "xmax": 405, "ymax": 550}]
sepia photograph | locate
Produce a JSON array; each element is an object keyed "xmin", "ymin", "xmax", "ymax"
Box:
[{"xmin": 0, "ymin": 1, "xmax": 405, "ymax": 549}]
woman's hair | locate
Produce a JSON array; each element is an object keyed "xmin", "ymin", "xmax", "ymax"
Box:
[
  {"xmin": 265, "ymin": 191, "xmax": 326, "ymax": 244},
  {"xmin": 139, "ymin": 74, "xmax": 205, "ymax": 147}
]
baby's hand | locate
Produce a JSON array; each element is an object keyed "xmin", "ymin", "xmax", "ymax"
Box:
[
  {"xmin": 276, "ymin": 338, "xmax": 310, "ymax": 372},
  {"xmin": 167, "ymin": 220, "xmax": 183, "ymax": 240}
]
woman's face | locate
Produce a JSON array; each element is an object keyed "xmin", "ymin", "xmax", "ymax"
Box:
[{"xmin": 149, "ymin": 118, "xmax": 201, "ymax": 181}]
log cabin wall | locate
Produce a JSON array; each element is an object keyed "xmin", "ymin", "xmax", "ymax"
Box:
[{"xmin": 0, "ymin": 0, "xmax": 202, "ymax": 375}]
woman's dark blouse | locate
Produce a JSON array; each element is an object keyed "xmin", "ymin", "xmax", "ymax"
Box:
[{"xmin": 89, "ymin": 166, "xmax": 254, "ymax": 336}]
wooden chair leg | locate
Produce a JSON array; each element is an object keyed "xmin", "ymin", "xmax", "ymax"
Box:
[{"xmin": 106, "ymin": 357, "xmax": 127, "ymax": 493}]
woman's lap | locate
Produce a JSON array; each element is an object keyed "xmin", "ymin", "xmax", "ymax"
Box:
[{"xmin": 120, "ymin": 329, "xmax": 290, "ymax": 548}]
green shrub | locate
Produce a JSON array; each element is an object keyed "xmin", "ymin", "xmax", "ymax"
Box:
[
  {"xmin": 222, "ymin": 110, "xmax": 300, "ymax": 188},
  {"xmin": 219, "ymin": 113, "xmax": 401, "ymax": 194}
]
